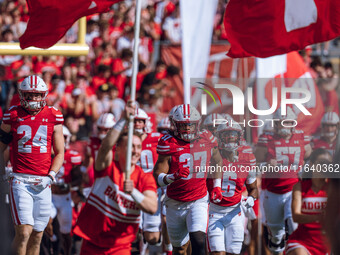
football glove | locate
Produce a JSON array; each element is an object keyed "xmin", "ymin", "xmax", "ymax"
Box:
[
  {"xmin": 210, "ymin": 187, "xmax": 223, "ymax": 203},
  {"xmin": 243, "ymin": 196, "xmax": 255, "ymax": 209}
]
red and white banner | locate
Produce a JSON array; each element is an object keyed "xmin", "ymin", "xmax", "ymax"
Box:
[
  {"xmin": 224, "ymin": 0, "xmax": 340, "ymax": 58},
  {"xmin": 180, "ymin": 0, "xmax": 218, "ymax": 104},
  {"xmin": 255, "ymin": 51, "xmax": 324, "ymax": 136},
  {"xmin": 20, "ymin": 0, "xmax": 122, "ymax": 49}
]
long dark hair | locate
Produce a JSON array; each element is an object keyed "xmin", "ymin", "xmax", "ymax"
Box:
[{"xmin": 301, "ymin": 148, "xmax": 332, "ymax": 180}]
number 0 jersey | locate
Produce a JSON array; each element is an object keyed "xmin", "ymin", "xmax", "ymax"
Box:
[
  {"xmin": 138, "ymin": 132, "xmax": 162, "ymax": 173},
  {"xmin": 157, "ymin": 130, "xmax": 218, "ymax": 202},
  {"xmin": 3, "ymin": 105, "xmax": 64, "ymax": 176}
]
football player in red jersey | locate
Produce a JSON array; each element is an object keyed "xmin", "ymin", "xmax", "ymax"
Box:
[
  {"xmin": 153, "ymin": 104, "xmax": 223, "ymax": 255},
  {"xmin": 51, "ymin": 126, "xmax": 82, "ymax": 255},
  {"xmin": 73, "ymin": 101, "xmax": 158, "ymax": 255},
  {"xmin": 207, "ymin": 122, "xmax": 258, "ymax": 255},
  {"xmin": 255, "ymin": 107, "xmax": 312, "ymax": 254},
  {"xmin": 0, "ymin": 75, "xmax": 64, "ymax": 255},
  {"xmin": 312, "ymin": 111, "xmax": 339, "ymax": 157},
  {"xmin": 286, "ymin": 148, "xmax": 331, "ymax": 255}
]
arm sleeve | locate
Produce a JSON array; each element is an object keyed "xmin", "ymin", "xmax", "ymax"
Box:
[
  {"xmin": 51, "ymin": 106, "xmax": 64, "ymax": 125},
  {"xmin": 156, "ymin": 135, "xmax": 173, "ymax": 155}
]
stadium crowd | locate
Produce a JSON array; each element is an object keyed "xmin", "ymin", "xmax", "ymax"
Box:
[{"xmin": 0, "ymin": 0, "xmax": 339, "ymax": 255}]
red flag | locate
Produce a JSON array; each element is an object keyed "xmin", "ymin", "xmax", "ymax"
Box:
[
  {"xmin": 19, "ymin": 0, "xmax": 122, "ymax": 49},
  {"xmin": 224, "ymin": 0, "xmax": 340, "ymax": 58}
]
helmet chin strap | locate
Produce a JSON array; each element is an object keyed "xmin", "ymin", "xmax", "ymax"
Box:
[{"xmin": 180, "ymin": 133, "xmax": 196, "ymax": 142}]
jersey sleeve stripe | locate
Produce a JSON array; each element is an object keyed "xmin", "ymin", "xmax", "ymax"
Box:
[
  {"xmin": 3, "ymin": 113, "xmax": 10, "ymax": 116},
  {"xmin": 56, "ymin": 118, "xmax": 64, "ymax": 121},
  {"xmin": 157, "ymin": 149, "xmax": 170, "ymax": 152},
  {"xmin": 56, "ymin": 115, "xmax": 63, "ymax": 117},
  {"xmin": 157, "ymin": 145, "xmax": 170, "ymax": 148},
  {"xmin": 2, "ymin": 117, "xmax": 10, "ymax": 120}
]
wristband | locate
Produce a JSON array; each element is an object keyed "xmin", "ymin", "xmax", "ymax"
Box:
[
  {"xmin": 158, "ymin": 173, "xmax": 175, "ymax": 187},
  {"xmin": 131, "ymin": 188, "xmax": 145, "ymax": 204},
  {"xmin": 250, "ymin": 195, "xmax": 257, "ymax": 201},
  {"xmin": 113, "ymin": 119, "xmax": 126, "ymax": 132},
  {"xmin": 48, "ymin": 171, "xmax": 57, "ymax": 183},
  {"xmin": 213, "ymin": 178, "xmax": 221, "ymax": 188}
]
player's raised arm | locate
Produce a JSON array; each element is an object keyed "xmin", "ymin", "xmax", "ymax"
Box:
[{"xmin": 95, "ymin": 101, "xmax": 135, "ymax": 171}]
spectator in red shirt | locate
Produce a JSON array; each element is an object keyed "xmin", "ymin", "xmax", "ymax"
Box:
[
  {"xmin": 91, "ymin": 64, "xmax": 112, "ymax": 92},
  {"xmin": 112, "ymin": 48, "xmax": 133, "ymax": 99}
]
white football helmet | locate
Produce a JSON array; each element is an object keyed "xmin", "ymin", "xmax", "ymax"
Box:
[
  {"xmin": 172, "ymin": 104, "xmax": 201, "ymax": 142},
  {"xmin": 203, "ymin": 113, "xmax": 223, "ymax": 134},
  {"xmin": 97, "ymin": 113, "xmax": 116, "ymax": 140},
  {"xmin": 134, "ymin": 108, "xmax": 150, "ymax": 134},
  {"xmin": 63, "ymin": 126, "xmax": 72, "ymax": 149},
  {"xmin": 222, "ymin": 113, "xmax": 234, "ymax": 121},
  {"xmin": 157, "ymin": 117, "xmax": 171, "ymax": 134},
  {"xmin": 321, "ymin": 112, "xmax": 339, "ymax": 138},
  {"xmin": 19, "ymin": 75, "xmax": 48, "ymax": 112},
  {"xmin": 216, "ymin": 121, "xmax": 242, "ymax": 151},
  {"xmin": 273, "ymin": 107, "xmax": 297, "ymax": 137}
]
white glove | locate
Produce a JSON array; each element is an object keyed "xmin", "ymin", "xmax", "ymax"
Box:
[
  {"xmin": 31, "ymin": 177, "xmax": 52, "ymax": 192},
  {"xmin": 243, "ymin": 196, "xmax": 255, "ymax": 209}
]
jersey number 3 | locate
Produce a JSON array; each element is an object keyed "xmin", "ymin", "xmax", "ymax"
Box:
[{"xmin": 17, "ymin": 125, "xmax": 48, "ymax": 153}]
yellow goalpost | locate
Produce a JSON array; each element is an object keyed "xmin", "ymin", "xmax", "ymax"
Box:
[{"xmin": 0, "ymin": 18, "xmax": 88, "ymax": 56}]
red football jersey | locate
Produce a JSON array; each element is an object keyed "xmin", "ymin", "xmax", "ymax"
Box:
[
  {"xmin": 73, "ymin": 161, "xmax": 157, "ymax": 249},
  {"xmin": 287, "ymin": 180, "xmax": 329, "ymax": 254},
  {"xmin": 208, "ymin": 146, "xmax": 256, "ymax": 207},
  {"xmin": 138, "ymin": 132, "xmax": 161, "ymax": 173},
  {"xmin": 3, "ymin": 105, "xmax": 64, "ymax": 176},
  {"xmin": 262, "ymin": 130, "xmax": 309, "ymax": 194},
  {"xmin": 157, "ymin": 130, "xmax": 218, "ymax": 202},
  {"xmin": 55, "ymin": 149, "xmax": 82, "ymax": 184},
  {"xmin": 312, "ymin": 138, "xmax": 336, "ymax": 157}
]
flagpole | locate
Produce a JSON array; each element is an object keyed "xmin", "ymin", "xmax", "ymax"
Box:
[{"xmin": 125, "ymin": 0, "xmax": 142, "ymax": 180}]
